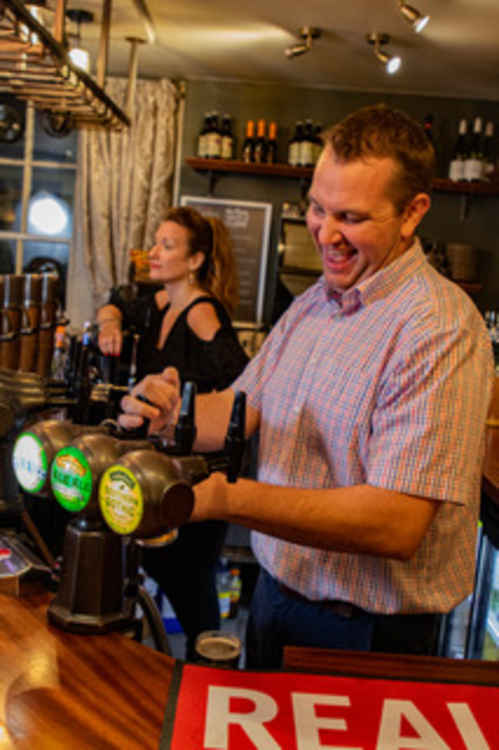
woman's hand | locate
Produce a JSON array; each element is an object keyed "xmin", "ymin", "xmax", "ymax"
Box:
[
  {"xmin": 119, "ymin": 366, "xmax": 182, "ymax": 436},
  {"xmin": 98, "ymin": 320, "xmax": 123, "ymax": 357}
]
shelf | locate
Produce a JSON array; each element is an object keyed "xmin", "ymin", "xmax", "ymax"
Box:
[
  {"xmin": 432, "ymin": 178, "xmax": 499, "ymax": 196},
  {"xmin": 186, "ymin": 158, "xmax": 499, "ymax": 196},
  {"xmin": 185, "ymin": 157, "xmax": 313, "ymax": 179}
]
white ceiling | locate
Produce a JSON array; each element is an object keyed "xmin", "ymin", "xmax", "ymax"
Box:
[{"xmin": 66, "ymin": 0, "xmax": 499, "ymax": 102}]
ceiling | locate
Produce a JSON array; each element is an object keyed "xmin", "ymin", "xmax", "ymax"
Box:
[{"xmin": 64, "ymin": 0, "xmax": 499, "ymax": 102}]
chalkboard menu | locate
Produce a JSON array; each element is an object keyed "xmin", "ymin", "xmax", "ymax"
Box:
[{"xmin": 180, "ymin": 195, "xmax": 272, "ymax": 324}]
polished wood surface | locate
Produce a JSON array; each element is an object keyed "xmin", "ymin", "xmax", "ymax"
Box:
[
  {"xmin": 283, "ymin": 646, "xmax": 499, "ymax": 685},
  {"xmin": 0, "ymin": 590, "xmax": 173, "ymax": 750}
]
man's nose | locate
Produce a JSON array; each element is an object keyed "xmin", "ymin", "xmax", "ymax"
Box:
[{"xmin": 318, "ymin": 215, "xmax": 342, "ymax": 244}]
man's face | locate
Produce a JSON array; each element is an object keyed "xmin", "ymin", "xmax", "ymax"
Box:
[{"xmin": 306, "ymin": 146, "xmax": 426, "ymax": 295}]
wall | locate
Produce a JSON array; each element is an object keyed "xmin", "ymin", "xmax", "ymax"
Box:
[{"xmin": 178, "ymin": 80, "xmax": 499, "ymax": 320}]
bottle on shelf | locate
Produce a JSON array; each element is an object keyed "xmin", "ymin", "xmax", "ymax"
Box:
[
  {"xmin": 288, "ymin": 121, "xmax": 304, "ymax": 167},
  {"xmin": 197, "ymin": 112, "xmax": 211, "ymax": 159},
  {"xmin": 241, "ymin": 119, "xmax": 256, "ymax": 163},
  {"xmin": 482, "ymin": 121, "xmax": 496, "ymax": 180},
  {"xmin": 220, "ymin": 113, "xmax": 233, "ymax": 160},
  {"xmin": 300, "ymin": 119, "xmax": 315, "ymax": 167},
  {"xmin": 448, "ymin": 119, "xmax": 468, "ymax": 182},
  {"xmin": 464, "ymin": 116, "xmax": 484, "ymax": 181},
  {"xmin": 266, "ymin": 121, "xmax": 278, "ymax": 164},
  {"xmin": 253, "ymin": 118, "xmax": 268, "ymax": 163},
  {"xmin": 206, "ymin": 112, "xmax": 222, "ymax": 159}
]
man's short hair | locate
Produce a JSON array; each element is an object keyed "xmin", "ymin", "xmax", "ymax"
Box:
[{"xmin": 322, "ymin": 104, "xmax": 436, "ymax": 213}]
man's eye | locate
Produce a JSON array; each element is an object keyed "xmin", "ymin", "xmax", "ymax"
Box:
[{"xmin": 343, "ymin": 214, "xmax": 364, "ymax": 224}]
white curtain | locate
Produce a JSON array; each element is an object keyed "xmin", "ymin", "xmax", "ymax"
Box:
[{"xmin": 67, "ymin": 77, "xmax": 178, "ymax": 329}]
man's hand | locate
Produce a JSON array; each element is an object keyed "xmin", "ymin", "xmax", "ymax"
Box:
[{"xmin": 119, "ymin": 366, "xmax": 182, "ymax": 436}]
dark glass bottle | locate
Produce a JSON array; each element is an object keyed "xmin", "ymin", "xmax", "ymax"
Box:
[
  {"xmin": 288, "ymin": 121, "xmax": 303, "ymax": 167},
  {"xmin": 266, "ymin": 121, "xmax": 278, "ymax": 164},
  {"xmin": 241, "ymin": 120, "xmax": 255, "ymax": 163},
  {"xmin": 206, "ymin": 112, "xmax": 222, "ymax": 159},
  {"xmin": 300, "ymin": 119, "xmax": 315, "ymax": 167},
  {"xmin": 253, "ymin": 119, "xmax": 267, "ymax": 163},
  {"xmin": 197, "ymin": 112, "xmax": 211, "ymax": 158},
  {"xmin": 220, "ymin": 114, "xmax": 233, "ymax": 160},
  {"xmin": 448, "ymin": 119, "xmax": 468, "ymax": 182},
  {"xmin": 464, "ymin": 116, "xmax": 484, "ymax": 181}
]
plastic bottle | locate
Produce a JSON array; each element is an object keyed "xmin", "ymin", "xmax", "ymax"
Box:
[
  {"xmin": 216, "ymin": 561, "xmax": 231, "ymax": 620},
  {"xmin": 228, "ymin": 567, "xmax": 242, "ymax": 619}
]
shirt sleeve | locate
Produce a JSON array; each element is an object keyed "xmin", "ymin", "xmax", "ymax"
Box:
[{"xmin": 367, "ymin": 311, "xmax": 495, "ymax": 505}]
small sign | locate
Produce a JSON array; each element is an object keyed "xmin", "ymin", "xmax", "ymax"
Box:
[
  {"xmin": 161, "ymin": 663, "xmax": 498, "ymax": 749},
  {"xmin": 50, "ymin": 446, "xmax": 93, "ymax": 512},
  {"xmin": 12, "ymin": 432, "xmax": 47, "ymax": 494},
  {"xmin": 98, "ymin": 465, "xmax": 144, "ymax": 535}
]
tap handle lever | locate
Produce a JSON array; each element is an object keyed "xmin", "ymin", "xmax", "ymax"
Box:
[
  {"xmin": 174, "ymin": 381, "xmax": 197, "ymax": 455},
  {"xmin": 224, "ymin": 390, "xmax": 246, "ymax": 483}
]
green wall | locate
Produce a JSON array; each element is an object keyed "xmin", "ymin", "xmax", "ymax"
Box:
[{"xmin": 178, "ymin": 80, "xmax": 499, "ymax": 320}]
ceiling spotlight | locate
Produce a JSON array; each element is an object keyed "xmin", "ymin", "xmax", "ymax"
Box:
[
  {"xmin": 367, "ymin": 33, "xmax": 401, "ymax": 75},
  {"xmin": 66, "ymin": 9, "xmax": 94, "ymax": 73},
  {"xmin": 285, "ymin": 27, "xmax": 321, "ymax": 59},
  {"xmin": 398, "ymin": 2, "xmax": 430, "ymax": 33}
]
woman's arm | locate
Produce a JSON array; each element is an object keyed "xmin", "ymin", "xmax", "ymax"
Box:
[{"xmin": 97, "ymin": 303, "xmax": 123, "ymax": 356}]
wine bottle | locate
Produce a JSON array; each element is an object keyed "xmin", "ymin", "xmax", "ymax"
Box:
[
  {"xmin": 206, "ymin": 112, "xmax": 222, "ymax": 159},
  {"xmin": 448, "ymin": 119, "xmax": 468, "ymax": 182},
  {"xmin": 266, "ymin": 121, "xmax": 278, "ymax": 164},
  {"xmin": 220, "ymin": 113, "xmax": 233, "ymax": 160},
  {"xmin": 197, "ymin": 112, "xmax": 210, "ymax": 158},
  {"xmin": 464, "ymin": 116, "xmax": 484, "ymax": 181},
  {"xmin": 288, "ymin": 121, "xmax": 303, "ymax": 167},
  {"xmin": 482, "ymin": 121, "xmax": 495, "ymax": 180},
  {"xmin": 241, "ymin": 120, "xmax": 255, "ymax": 163},
  {"xmin": 300, "ymin": 119, "xmax": 315, "ymax": 167},
  {"xmin": 253, "ymin": 119, "xmax": 267, "ymax": 163}
]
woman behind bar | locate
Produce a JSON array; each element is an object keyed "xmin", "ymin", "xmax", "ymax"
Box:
[{"xmin": 97, "ymin": 206, "xmax": 248, "ymax": 659}]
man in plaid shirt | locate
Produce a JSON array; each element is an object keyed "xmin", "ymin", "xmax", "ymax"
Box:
[{"xmin": 122, "ymin": 105, "xmax": 494, "ymax": 667}]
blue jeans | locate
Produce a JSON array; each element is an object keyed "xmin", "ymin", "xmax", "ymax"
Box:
[{"xmin": 245, "ymin": 567, "xmax": 440, "ymax": 669}]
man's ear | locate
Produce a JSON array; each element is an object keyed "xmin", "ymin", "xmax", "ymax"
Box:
[{"xmin": 400, "ymin": 193, "xmax": 431, "ymax": 240}]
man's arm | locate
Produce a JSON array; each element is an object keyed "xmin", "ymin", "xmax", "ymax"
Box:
[{"xmin": 192, "ymin": 475, "xmax": 440, "ymax": 561}]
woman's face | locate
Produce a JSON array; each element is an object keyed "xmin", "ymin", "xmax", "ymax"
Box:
[{"xmin": 148, "ymin": 220, "xmax": 203, "ymax": 284}]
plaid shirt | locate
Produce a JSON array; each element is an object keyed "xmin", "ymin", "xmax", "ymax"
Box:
[{"xmin": 233, "ymin": 239, "xmax": 494, "ymax": 614}]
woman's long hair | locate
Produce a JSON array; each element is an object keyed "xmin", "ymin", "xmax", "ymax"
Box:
[{"xmin": 163, "ymin": 206, "xmax": 239, "ymax": 316}]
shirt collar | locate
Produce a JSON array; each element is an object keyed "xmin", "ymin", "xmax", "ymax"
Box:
[{"xmin": 320, "ymin": 237, "xmax": 426, "ymax": 312}]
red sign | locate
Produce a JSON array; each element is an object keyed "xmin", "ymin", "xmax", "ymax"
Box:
[{"xmin": 163, "ymin": 664, "xmax": 499, "ymax": 749}]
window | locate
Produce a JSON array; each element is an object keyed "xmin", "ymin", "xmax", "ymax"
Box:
[{"xmin": 0, "ymin": 95, "xmax": 77, "ymax": 303}]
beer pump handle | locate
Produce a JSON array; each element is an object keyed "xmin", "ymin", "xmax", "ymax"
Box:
[
  {"xmin": 127, "ymin": 332, "xmax": 140, "ymax": 390},
  {"xmin": 174, "ymin": 381, "xmax": 197, "ymax": 455},
  {"xmin": 224, "ymin": 391, "xmax": 246, "ymax": 483}
]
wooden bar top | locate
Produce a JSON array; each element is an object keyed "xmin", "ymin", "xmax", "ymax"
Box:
[{"xmin": 0, "ymin": 590, "xmax": 173, "ymax": 749}]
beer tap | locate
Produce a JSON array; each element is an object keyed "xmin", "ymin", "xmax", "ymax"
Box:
[{"xmin": 98, "ymin": 383, "xmax": 247, "ymax": 540}]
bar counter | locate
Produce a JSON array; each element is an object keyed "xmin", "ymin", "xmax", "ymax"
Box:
[{"xmin": 0, "ymin": 589, "xmax": 173, "ymax": 749}]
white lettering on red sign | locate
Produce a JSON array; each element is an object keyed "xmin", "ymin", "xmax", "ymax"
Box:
[
  {"xmin": 291, "ymin": 692, "xmax": 362, "ymax": 750},
  {"xmin": 204, "ymin": 685, "xmax": 280, "ymax": 749}
]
